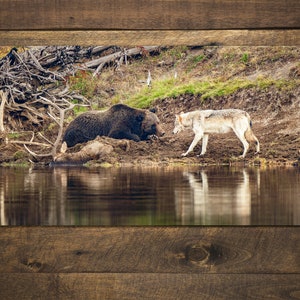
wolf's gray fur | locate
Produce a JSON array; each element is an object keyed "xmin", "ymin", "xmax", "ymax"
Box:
[{"xmin": 173, "ymin": 109, "xmax": 260, "ymax": 158}]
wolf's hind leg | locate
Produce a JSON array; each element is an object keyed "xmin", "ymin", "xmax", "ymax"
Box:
[{"xmin": 233, "ymin": 129, "xmax": 249, "ymax": 158}]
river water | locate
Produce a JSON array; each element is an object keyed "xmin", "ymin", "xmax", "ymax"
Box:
[{"xmin": 0, "ymin": 166, "xmax": 299, "ymax": 226}]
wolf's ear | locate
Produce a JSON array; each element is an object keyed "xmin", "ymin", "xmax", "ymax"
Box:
[
  {"xmin": 175, "ymin": 114, "xmax": 182, "ymax": 124},
  {"xmin": 178, "ymin": 114, "xmax": 183, "ymax": 123},
  {"xmin": 175, "ymin": 114, "xmax": 180, "ymax": 120}
]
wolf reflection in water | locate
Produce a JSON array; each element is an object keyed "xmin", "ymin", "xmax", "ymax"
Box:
[{"xmin": 175, "ymin": 169, "xmax": 253, "ymax": 225}]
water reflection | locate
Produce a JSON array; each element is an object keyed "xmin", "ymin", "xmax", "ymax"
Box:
[
  {"xmin": 0, "ymin": 166, "xmax": 299, "ymax": 226},
  {"xmin": 175, "ymin": 169, "xmax": 252, "ymax": 225}
]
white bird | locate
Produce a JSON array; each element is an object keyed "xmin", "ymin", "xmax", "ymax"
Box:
[{"xmin": 147, "ymin": 70, "xmax": 152, "ymax": 87}]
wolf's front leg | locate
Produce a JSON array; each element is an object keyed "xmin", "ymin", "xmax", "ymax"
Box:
[{"xmin": 182, "ymin": 133, "xmax": 203, "ymax": 156}]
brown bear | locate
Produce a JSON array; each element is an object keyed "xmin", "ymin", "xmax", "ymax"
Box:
[{"xmin": 62, "ymin": 104, "xmax": 164, "ymax": 147}]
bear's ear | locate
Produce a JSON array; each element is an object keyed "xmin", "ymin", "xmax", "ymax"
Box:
[{"xmin": 136, "ymin": 114, "xmax": 144, "ymax": 122}]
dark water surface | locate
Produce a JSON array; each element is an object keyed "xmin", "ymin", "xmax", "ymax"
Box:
[{"xmin": 0, "ymin": 166, "xmax": 299, "ymax": 226}]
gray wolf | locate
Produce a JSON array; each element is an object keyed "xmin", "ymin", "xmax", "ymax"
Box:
[
  {"xmin": 173, "ymin": 109, "xmax": 260, "ymax": 158},
  {"xmin": 63, "ymin": 104, "xmax": 164, "ymax": 147}
]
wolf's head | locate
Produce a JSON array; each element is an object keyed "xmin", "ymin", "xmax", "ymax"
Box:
[
  {"xmin": 173, "ymin": 111, "xmax": 196, "ymax": 134},
  {"xmin": 173, "ymin": 113, "xmax": 188, "ymax": 134}
]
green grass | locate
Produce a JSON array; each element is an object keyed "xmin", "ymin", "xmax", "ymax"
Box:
[
  {"xmin": 68, "ymin": 67, "xmax": 298, "ymax": 110},
  {"xmin": 7, "ymin": 132, "xmax": 21, "ymax": 139},
  {"xmin": 241, "ymin": 53, "xmax": 249, "ymax": 64},
  {"xmin": 124, "ymin": 77, "xmax": 298, "ymax": 108}
]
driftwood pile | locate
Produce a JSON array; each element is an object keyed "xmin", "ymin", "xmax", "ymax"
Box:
[{"xmin": 0, "ymin": 45, "xmax": 160, "ymax": 160}]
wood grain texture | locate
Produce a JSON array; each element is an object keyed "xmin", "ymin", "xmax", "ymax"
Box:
[
  {"xmin": 1, "ymin": 0, "xmax": 299, "ymax": 46},
  {"xmin": 1, "ymin": 274, "xmax": 300, "ymax": 299},
  {"xmin": 0, "ymin": 227, "xmax": 299, "ymax": 274},
  {"xmin": 0, "ymin": 30, "xmax": 299, "ymax": 46},
  {"xmin": 0, "ymin": 1, "xmax": 299, "ymax": 299},
  {"xmin": 0, "ymin": 0, "xmax": 299, "ymax": 30}
]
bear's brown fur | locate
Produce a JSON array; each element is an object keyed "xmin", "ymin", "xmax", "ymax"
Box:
[{"xmin": 63, "ymin": 104, "xmax": 164, "ymax": 147}]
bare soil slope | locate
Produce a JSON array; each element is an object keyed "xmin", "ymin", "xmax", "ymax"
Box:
[{"xmin": 96, "ymin": 86, "xmax": 300, "ymax": 167}]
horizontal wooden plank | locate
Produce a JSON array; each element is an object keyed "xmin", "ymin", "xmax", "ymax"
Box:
[
  {"xmin": 0, "ymin": 227, "xmax": 299, "ymax": 274},
  {"xmin": 0, "ymin": 0, "xmax": 299, "ymax": 30},
  {"xmin": 1, "ymin": 273, "xmax": 299, "ymax": 299},
  {"xmin": 0, "ymin": 30, "xmax": 299, "ymax": 46}
]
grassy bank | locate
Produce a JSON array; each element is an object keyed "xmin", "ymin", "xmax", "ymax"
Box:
[
  {"xmin": 124, "ymin": 77, "xmax": 297, "ymax": 108},
  {"xmin": 67, "ymin": 46, "xmax": 299, "ymax": 110}
]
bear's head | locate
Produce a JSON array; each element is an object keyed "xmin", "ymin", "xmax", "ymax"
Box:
[{"xmin": 140, "ymin": 110, "xmax": 165, "ymax": 140}]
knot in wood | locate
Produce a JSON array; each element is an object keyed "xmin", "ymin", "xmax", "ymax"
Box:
[
  {"xmin": 185, "ymin": 244, "xmax": 209, "ymax": 263},
  {"xmin": 74, "ymin": 250, "xmax": 84, "ymax": 256},
  {"xmin": 185, "ymin": 242, "xmax": 226, "ymax": 265}
]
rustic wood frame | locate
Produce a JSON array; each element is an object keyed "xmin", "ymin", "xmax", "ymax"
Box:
[{"xmin": 1, "ymin": 0, "xmax": 300, "ymax": 298}]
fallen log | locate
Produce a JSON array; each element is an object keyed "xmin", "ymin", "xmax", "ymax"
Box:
[{"xmin": 84, "ymin": 46, "xmax": 159, "ymax": 69}]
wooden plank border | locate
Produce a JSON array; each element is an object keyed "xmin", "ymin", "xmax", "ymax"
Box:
[
  {"xmin": 1, "ymin": 273, "xmax": 300, "ymax": 299},
  {"xmin": 1, "ymin": 227, "xmax": 299, "ymax": 299},
  {"xmin": 0, "ymin": 227, "xmax": 299, "ymax": 274},
  {"xmin": 0, "ymin": 0, "xmax": 299, "ymax": 30},
  {"xmin": 1, "ymin": 0, "xmax": 299, "ymax": 46},
  {"xmin": 1, "ymin": 30, "xmax": 299, "ymax": 46}
]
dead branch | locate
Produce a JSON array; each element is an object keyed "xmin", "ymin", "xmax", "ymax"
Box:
[
  {"xmin": 0, "ymin": 90, "xmax": 7, "ymax": 132},
  {"xmin": 23, "ymin": 144, "xmax": 53, "ymax": 158},
  {"xmin": 39, "ymin": 96, "xmax": 75, "ymax": 157},
  {"xmin": 84, "ymin": 46, "xmax": 160, "ymax": 69},
  {"xmin": 10, "ymin": 141, "xmax": 52, "ymax": 147},
  {"xmin": 0, "ymin": 45, "xmax": 162, "ymax": 162}
]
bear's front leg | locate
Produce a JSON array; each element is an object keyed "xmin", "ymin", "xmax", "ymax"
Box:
[{"xmin": 109, "ymin": 130, "xmax": 141, "ymax": 142}]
